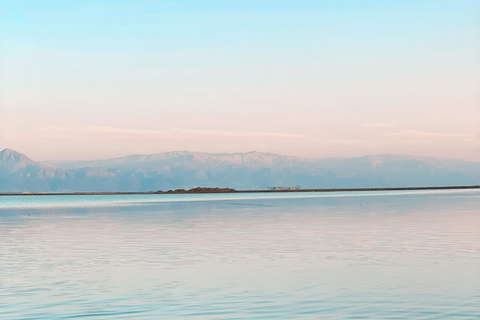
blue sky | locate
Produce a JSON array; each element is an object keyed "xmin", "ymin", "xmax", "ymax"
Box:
[{"xmin": 1, "ymin": 0, "xmax": 479, "ymax": 160}]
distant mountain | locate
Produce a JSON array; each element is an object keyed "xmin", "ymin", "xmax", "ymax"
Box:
[
  {"xmin": 1, "ymin": 148, "xmax": 480, "ymax": 192},
  {"xmin": 45, "ymin": 151, "xmax": 301, "ymax": 170},
  {"xmin": 0, "ymin": 148, "xmax": 42, "ymax": 172},
  {"xmin": 0, "ymin": 149, "xmax": 60, "ymax": 192}
]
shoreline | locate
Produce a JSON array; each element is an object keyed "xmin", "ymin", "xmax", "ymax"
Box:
[{"xmin": 1, "ymin": 185, "xmax": 479, "ymax": 196}]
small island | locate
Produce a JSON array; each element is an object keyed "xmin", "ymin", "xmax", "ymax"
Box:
[
  {"xmin": 1, "ymin": 185, "xmax": 479, "ymax": 196},
  {"xmin": 157, "ymin": 187, "xmax": 238, "ymax": 194}
]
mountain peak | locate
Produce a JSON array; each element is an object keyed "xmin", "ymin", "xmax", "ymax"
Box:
[
  {"xmin": 0, "ymin": 148, "xmax": 36, "ymax": 166},
  {"xmin": 0, "ymin": 148, "xmax": 17, "ymax": 154}
]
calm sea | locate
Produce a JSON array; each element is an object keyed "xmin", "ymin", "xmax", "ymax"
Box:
[{"xmin": 0, "ymin": 190, "xmax": 479, "ymax": 319}]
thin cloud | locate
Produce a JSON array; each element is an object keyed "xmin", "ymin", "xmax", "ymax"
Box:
[
  {"xmin": 405, "ymin": 130, "xmax": 475, "ymax": 138},
  {"xmin": 40, "ymin": 126, "xmax": 305, "ymax": 139},
  {"xmin": 179, "ymin": 129, "xmax": 305, "ymax": 138},
  {"xmin": 363, "ymin": 123, "xmax": 395, "ymax": 128},
  {"xmin": 85, "ymin": 126, "xmax": 170, "ymax": 136},
  {"xmin": 381, "ymin": 132, "xmax": 404, "ymax": 137},
  {"xmin": 327, "ymin": 139, "xmax": 372, "ymax": 145},
  {"xmin": 381, "ymin": 130, "xmax": 476, "ymax": 138}
]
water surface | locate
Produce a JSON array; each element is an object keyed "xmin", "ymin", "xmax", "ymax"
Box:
[{"xmin": 0, "ymin": 190, "xmax": 479, "ymax": 319}]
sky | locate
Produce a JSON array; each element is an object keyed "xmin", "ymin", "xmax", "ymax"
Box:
[{"xmin": 0, "ymin": 0, "xmax": 479, "ymax": 161}]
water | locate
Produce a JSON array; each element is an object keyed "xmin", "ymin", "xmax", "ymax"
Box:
[{"xmin": 0, "ymin": 190, "xmax": 479, "ymax": 319}]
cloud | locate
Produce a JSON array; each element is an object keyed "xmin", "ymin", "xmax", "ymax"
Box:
[
  {"xmin": 40, "ymin": 126, "xmax": 305, "ymax": 139},
  {"xmin": 179, "ymin": 129, "xmax": 305, "ymax": 138},
  {"xmin": 405, "ymin": 130, "xmax": 475, "ymax": 138},
  {"xmin": 381, "ymin": 130, "xmax": 476, "ymax": 139},
  {"xmin": 381, "ymin": 132, "xmax": 404, "ymax": 137},
  {"xmin": 363, "ymin": 123, "xmax": 395, "ymax": 128},
  {"xmin": 327, "ymin": 139, "xmax": 372, "ymax": 145},
  {"xmin": 84, "ymin": 126, "xmax": 170, "ymax": 136}
]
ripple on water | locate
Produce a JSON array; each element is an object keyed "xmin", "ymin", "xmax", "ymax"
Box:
[{"xmin": 0, "ymin": 190, "xmax": 479, "ymax": 319}]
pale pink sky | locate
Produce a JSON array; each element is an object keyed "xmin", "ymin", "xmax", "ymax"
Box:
[{"xmin": 1, "ymin": 0, "xmax": 479, "ymax": 161}]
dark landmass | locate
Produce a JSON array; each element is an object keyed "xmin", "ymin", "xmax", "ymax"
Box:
[
  {"xmin": 1, "ymin": 185, "xmax": 479, "ymax": 196},
  {"xmin": 159, "ymin": 187, "xmax": 238, "ymax": 194}
]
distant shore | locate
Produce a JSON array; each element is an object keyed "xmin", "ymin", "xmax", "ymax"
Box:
[{"xmin": 1, "ymin": 185, "xmax": 479, "ymax": 196}]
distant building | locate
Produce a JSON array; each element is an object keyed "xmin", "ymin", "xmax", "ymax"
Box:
[{"xmin": 271, "ymin": 186, "xmax": 301, "ymax": 191}]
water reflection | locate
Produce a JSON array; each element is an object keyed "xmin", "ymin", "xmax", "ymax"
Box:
[{"xmin": 0, "ymin": 190, "xmax": 479, "ymax": 319}]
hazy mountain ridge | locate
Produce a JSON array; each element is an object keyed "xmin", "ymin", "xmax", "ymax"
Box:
[
  {"xmin": 1, "ymin": 149, "xmax": 479, "ymax": 192},
  {"xmin": 45, "ymin": 151, "xmax": 303, "ymax": 170}
]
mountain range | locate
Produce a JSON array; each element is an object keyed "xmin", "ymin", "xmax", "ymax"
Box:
[{"xmin": 1, "ymin": 148, "xmax": 479, "ymax": 193}]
